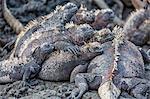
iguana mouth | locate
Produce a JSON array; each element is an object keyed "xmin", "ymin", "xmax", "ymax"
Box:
[{"xmin": 100, "ymin": 9, "xmax": 115, "ymax": 21}]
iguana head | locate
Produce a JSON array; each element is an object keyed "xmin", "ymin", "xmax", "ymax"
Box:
[
  {"xmin": 71, "ymin": 5, "xmax": 95, "ymax": 24},
  {"xmin": 62, "ymin": 3, "xmax": 78, "ymax": 22},
  {"xmin": 79, "ymin": 42, "xmax": 103, "ymax": 60},
  {"xmin": 92, "ymin": 9, "xmax": 115, "ymax": 30},
  {"xmin": 87, "ymin": 42, "xmax": 104, "ymax": 53},
  {"xmin": 91, "ymin": 28, "xmax": 114, "ymax": 43},
  {"xmin": 39, "ymin": 43, "xmax": 55, "ymax": 55},
  {"xmin": 97, "ymin": 9, "xmax": 115, "ymax": 22},
  {"xmin": 67, "ymin": 24, "xmax": 94, "ymax": 45},
  {"xmin": 32, "ymin": 43, "xmax": 54, "ymax": 64},
  {"xmin": 81, "ymin": 42, "xmax": 103, "ymax": 54}
]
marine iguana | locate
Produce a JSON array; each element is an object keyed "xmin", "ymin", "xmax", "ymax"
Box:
[
  {"xmin": 38, "ymin": 41, "xmax": 103, "ymax": 81},
  {"xmin": 1, "ymin": 0, "xmax": 117, "ymax": 85},
  {"xmin": 38, "ymin": 27, "xmax": 115, "ymax": 81},
  {"xmin": 123, "ymin": 4, "xmax": 150, "ymax": 46},
  {"xmin": 2, "ymin": 0, "xmax": 116, "ymax": 58},
  {"xmin": 0, "ymin": 42, "xmax": 54, "ymax": 84},
  {"xmin": 68, "ymin": 27, "xmax": 150, "ymax": 99},
  {"xmin": 71, "ymin": 5, "xmax": 115, "ymax": 30},
  {"xmin": 0, "ymin": 1, "xmax": 82, "ymax": 84}
]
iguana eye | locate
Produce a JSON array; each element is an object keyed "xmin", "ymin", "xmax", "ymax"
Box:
[
  {"xmin": 65, "ymin": 3, "xmax": 77, "ymax": 9},
  {"xmin": 41, "ymin": 43, "xmax": 52, "ymax": 50},
  {"xmin": 42, "ymin": 44, "xmax": 49, "ymax": 48},
  {"xmin": 94, "ymin": 47, "xmax": 99, "ymax": 50},
  {"xmin": 45, "ymin": 44, "xmax": 50, "ymax": 48}
]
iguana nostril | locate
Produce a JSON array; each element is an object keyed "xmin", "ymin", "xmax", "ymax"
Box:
[
  {"xmin": 46, "ymin": 44, "xmax": 50, "ymax": 48},
  {"xmin": 108, "ymin": 11, "xmax": 114, "ymax": 16},
  {"xmin": 108, "ymin": 11, "xmax": 113, "ymax": 14}
]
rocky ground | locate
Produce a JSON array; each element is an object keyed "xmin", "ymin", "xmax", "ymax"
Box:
[
  {"xmin": 0, "ymin": 0, "xmax": 149, "ymax": 99},
  {"xmin": 0, "ymin": 80, "xmax": 100, "ymax": 98}
]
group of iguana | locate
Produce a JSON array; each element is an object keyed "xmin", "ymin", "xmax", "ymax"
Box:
[{"xmin": 0, "ymin": 0, "xmax": 150, "ymax": 99}]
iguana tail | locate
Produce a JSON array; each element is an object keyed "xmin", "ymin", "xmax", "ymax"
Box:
[
  {"xmin": 2, "ymin": 0, "xmax": 24, "ymax": 34},
  {"xmin": 0, "ymin": 57, "xmax": 22, "ymax": 83}
]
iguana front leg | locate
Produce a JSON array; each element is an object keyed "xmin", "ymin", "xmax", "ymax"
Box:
[
  {"xmin": 20, "ymin": 61, "xmax": 41, "ymax": 87},
  {"xmin": 120, "ymin": 77, "xmax": 150, "ymax": 99},
  {"xmin": 54, "ymin": 41, "xmax": 81, "ymax": 55},
  {"xmin": 20, "ymin": 43, "xmax": 54, "ymax": 87},
  {"xmin": 68, "ymin": 73, "xmax": 102, "ymax": 99},
  {"xmin": 139, "ymin": 48, "xmax": 150, "ymax": 63},
  {"xmin": 70, "ymin": 64, "xmax": 88, "ymax": 83}
]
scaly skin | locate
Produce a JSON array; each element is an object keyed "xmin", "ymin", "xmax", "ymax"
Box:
[
  {"xmin": 0, "ymin": 1, "xmax": 117, "ymax": 85},
  {"xmin": 38, "ymin": 42, "xmax": 103, "ymax": 81},
  {"xmin": 0, "ymin": 2, "xmax": 101, "ymax": 84},
  {"xmin": 71, "ymin": 6, "xmax": 115, "ymax": 30},
  {"xmin": 2, "ymin": 0, "xmax": 115, "ymax": 59},
  {"xmin": 2, "ymin": 0, "xmax": 24, "ymax": 34},
  {"xmin": 11, "ymin": 2, "xmax": 79, "ymax": 58},
  {"xmin": 123, "ymin": 5, "xmax": 150, "ymax": 45},
  {"xmin": 71, "ymin": 5, "xmax": 95, "ymax": 25},
  {"xmin": 0, "ymin": 2, "xmax": 80, "ymax": 84},
  {"xmin": 68, "ymin": 27, "xmax": 150, "ymax": 99},
  {"xmin": 0, "ymin": 42, "xmax": 54, "ymax": 83},
  {"xmin": 2, "ymin": 0, "xmax": 82, "ymax": 58}
]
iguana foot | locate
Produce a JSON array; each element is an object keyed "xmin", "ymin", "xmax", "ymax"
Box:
[
  {"xmin": 64, "ymin": 45, "xmax": 81, "ymax": 55},
  {"xmin": 20, "ymin": 61, "xmax": 41, "ymax": 88},
  {"xmin": 67, "ymin": 88, "xmax": 82, "ymax": 99},
  {"xmin": 70, "ymin": 64, "xmax": 88, "ymax": 83},
  {"xmin": 120, "ymin": 78, "xmax": 149, "ymax": 99},
  {"xmin": 18, "ymin": 80, "xmax": 33, "ymax": 88},
  {"xmin": 68, "ymin": 73, "xmax": 102, "ymax": 99},
  {"xmin": 139, "ymin": 48, "xmax": 150, "ymax": 63}
]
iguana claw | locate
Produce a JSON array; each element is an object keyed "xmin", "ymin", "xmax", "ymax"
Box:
[{"xmin": 64, "ymin": 45, "xmax": 81, "ymax": 55}]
